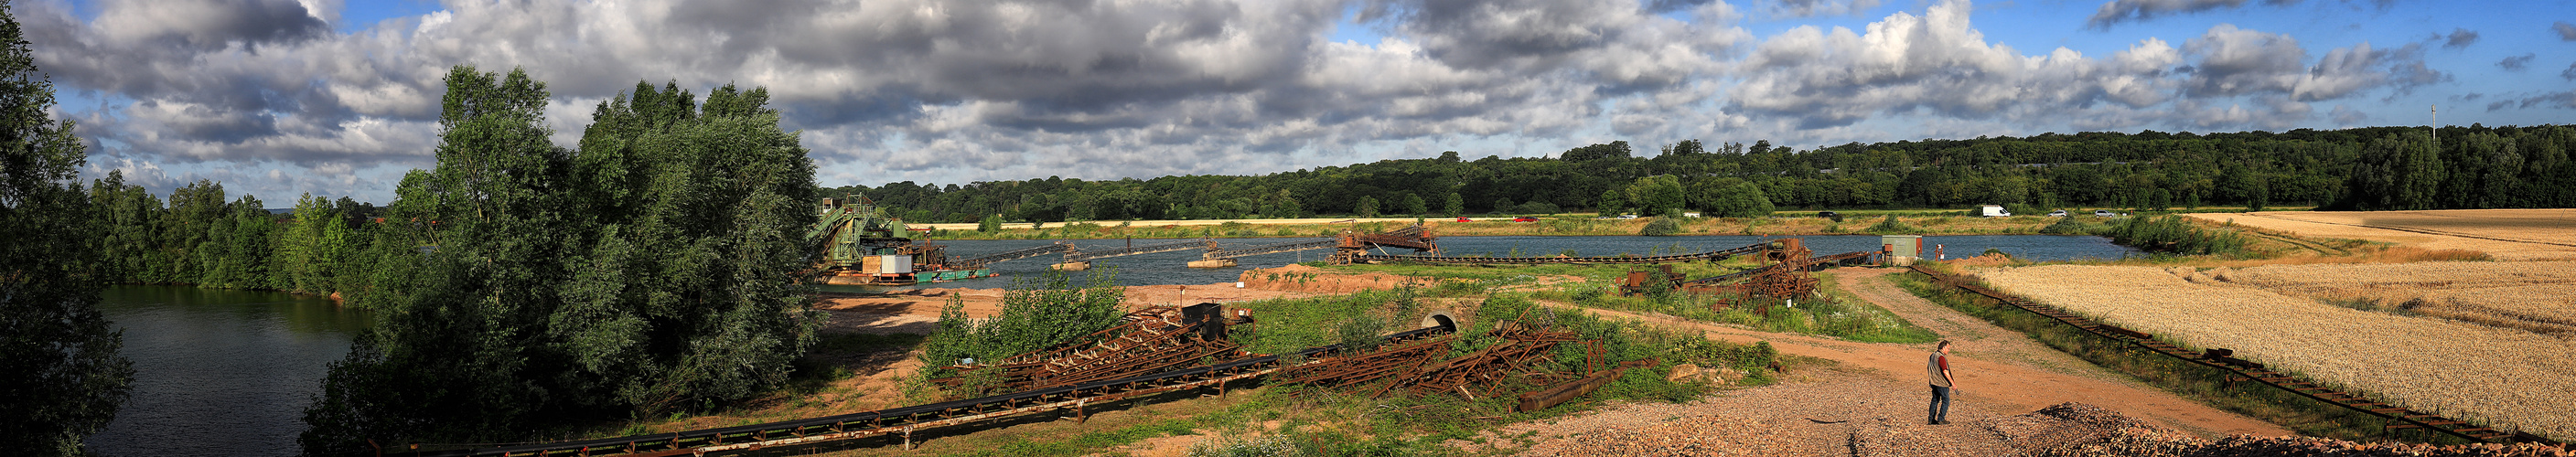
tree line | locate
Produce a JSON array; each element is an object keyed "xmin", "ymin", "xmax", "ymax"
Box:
[{"xmin": 840, "ymin": 124, "xmax": 2576, "ymax": 224}]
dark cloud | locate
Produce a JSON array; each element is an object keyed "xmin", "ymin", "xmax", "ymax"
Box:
[
  {"xmin": 2556, "ymin": 21, "xmax": 2576, "ymax": 40},
  {"xmin": 2441, "ymin": 28, "xmax": 2478, "ymax": 48},
  {"xmin": 2086, "ymin": 0, "xmax": 2287, "ymax": 30},
  {"xmin": 2180, "ymin": 25, "xmax": 2303, "ymax": 98},
  {"xmin": 2497, "ymin": 53, "xmax": 2534, "ymax": 71},
  {"xmin": 1768, "ymin": 0, "xmax": 1885, "ymax": 17},
  {"xmin": 2485, "ymin": 91, "xmax": 2576, "ymax": 112},
  {"xmin": 2564, "ymin": 62, "xmax": 2576, "ymax": 80}
]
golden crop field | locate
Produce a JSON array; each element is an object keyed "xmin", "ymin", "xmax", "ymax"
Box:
[
  {"xmin": 2185, "ymin": 209, "xmax": 2576, "ymax": 261},
  {"xmin": 1974, "ymin": 265, "xmax": 2576, "ymax": 441},
  {"xmin": 2214, "ymin": 261, "xmax": 2576, "ymax": 329}
]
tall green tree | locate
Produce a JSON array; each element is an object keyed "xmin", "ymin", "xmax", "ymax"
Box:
[
  {"xmin": 0, "ymin": 4, "xmax": 134, "ymax": 452},
  {"xmin": 1693, "ymin": 179, "xmax": 1776, "ymax": 218},
  {"xmin": 1355, "ymin": 196, "xmax": 1379, "ymax": 218},
  {"xmin": 301, "ymin": 69, "xmax": 821, "ymax": 453}
]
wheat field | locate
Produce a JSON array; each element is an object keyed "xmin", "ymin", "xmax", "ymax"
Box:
[
  {"xmin": 2216, "ymin": 261, "xmax": 2576, "ymax": 328},
  {"xmin": 1975, "ymin": 265, "xmax": 2576, "ymax": 441}
]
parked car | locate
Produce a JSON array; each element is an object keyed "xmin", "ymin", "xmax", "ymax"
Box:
[
  {"xmin": 1818, "ymin": 210, "xmax": 1843, "ymax": 222},
  {"xmin": 2047, "ymin": 209, "xmax": 2068, "ymax": 218},
  {"xmin": 2095, "ymin": 209, "xmax": 2117, "ymax": 218},
  {"xmin": 1456, "ymin": 217, "xmax": 1473, "ymax": 222},
  {"xmin": 1617, "ymin": 214, "xmax": 1638, "ymax": 219},
  {"xmin": 1511, "ymin": 217, "xmax": 1539, "ymax": 222}
]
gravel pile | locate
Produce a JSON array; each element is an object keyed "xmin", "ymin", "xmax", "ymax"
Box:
[{"xmin": 1517, "ymin": 414, "xmax": 1801, "ymax": 456}]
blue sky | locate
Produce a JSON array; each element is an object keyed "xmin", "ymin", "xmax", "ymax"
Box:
[{"xmin": 25, "ymin": 0, "xmax": 2576, "ymax": 204}]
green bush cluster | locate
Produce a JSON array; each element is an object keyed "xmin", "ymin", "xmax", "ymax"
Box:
[
  {"xmin": 916, "ymin": 269, "xmax": 1128, "ymax": 385},
  {"xmin": 2097, "ymin": 215, "xmax": 2250, "ymax": 257},
  {"xmin": 1864, "ymin": 215, "xmax": 1919, "ymax": 234}
]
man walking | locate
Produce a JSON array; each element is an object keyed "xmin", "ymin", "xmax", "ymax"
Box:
[{"xmin": 1928, "ymin": 340, "xmax": 1956, "ymax": 425}]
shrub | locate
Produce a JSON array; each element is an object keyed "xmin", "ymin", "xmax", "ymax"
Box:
[
  {"xmin": 1639, "ymin": 218, "xmax": 1682, "ymax": 236},
  {"xmin": 1864, "ymin": 215, "xmax": 1919, "ymax": 234},
  {"xmin": 2098, "ymin": 216, "xmax": 2250, "ymax": 257}
]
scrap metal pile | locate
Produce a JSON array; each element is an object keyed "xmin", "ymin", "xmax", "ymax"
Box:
[{"xmin": 1618, "ymin": 238, "xmax": 1881, "ymax": 308}]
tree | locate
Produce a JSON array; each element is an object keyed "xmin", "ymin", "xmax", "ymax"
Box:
[
  {"xmin": 1398, "ymin": 193, "xmax": 1427, "ymax": 215},
  {"xmin": 0, "ymin": 4, "xmax": 134, "ymax": 452},
  {"xmin": 1621, "ymin": 175, "xmax": 1684, "ymax": 217},
  {"xmin": 1355, "ymin": 196, "xmax": 1380, "ymax": 218},
  {"xmin": 302, "ymin": 69, "xmax": 823, "ymax": 453},
  {"xmin": 1694, "ymin": 180, "xmax": 1776, "ymax": 218},
  {"xmin": 1595, "ymin": 188, "xmax": 1626, "ymax": 217},
  {"xmin": 1441, "ymin": 192, "xmax": 1464, "ymax": 217}
]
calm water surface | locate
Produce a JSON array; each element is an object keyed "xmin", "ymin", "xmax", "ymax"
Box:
[
  {"xmin": 88, "ymin": 286, "xmax": 370, "ymax": 457},
  {"xmin": 829, "ymin": 234, "xmax": 2139, "ymax": 292}
]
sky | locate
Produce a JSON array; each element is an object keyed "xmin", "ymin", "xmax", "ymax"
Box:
[{"xmin": 24, "ymin": 0, "xmax": 2576, "ymax": 205}]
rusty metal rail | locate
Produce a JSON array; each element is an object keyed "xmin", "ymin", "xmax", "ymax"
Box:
[
  {"xmin": 405, "ymin": 315, "xmax": 1460, "ymax": 457},
  {"xmin": 1065, "ymin": 239, "xmax": 1216, "ymax": 262},
  {"xmin": 951, "ymin": 244, "xmax": 1072, "ymax": 269},
  {"xmin": 1906, "ymin": 265, "xmax": 2553, "ymax": 446},
  {"xmin": 1680, "ymin": 250, "xmax": 1874, "ymax": 286},
  {"xmin": 1205, "ymin": 239, "xmax": 1338, "ymax": 260}
]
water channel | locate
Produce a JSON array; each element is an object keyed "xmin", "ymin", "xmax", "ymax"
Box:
[{"xmin": 88, "ymin": 234, "xmax": 2131, "ymax": 455}]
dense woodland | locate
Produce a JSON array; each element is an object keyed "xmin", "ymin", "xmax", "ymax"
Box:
[{"xmin": 840, "ymin": 125, "xmax": 2576, "ymax": 224}]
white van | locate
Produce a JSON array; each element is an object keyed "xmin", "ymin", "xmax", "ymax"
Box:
[{"xmin": 1978, "ymin": 205, "xmax": 2012, "ymax": 218}]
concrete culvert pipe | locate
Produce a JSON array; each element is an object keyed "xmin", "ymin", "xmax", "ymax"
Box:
[{"xmin": 1421, "ymin": 312, "xmax": 1458, "ymax": 332}]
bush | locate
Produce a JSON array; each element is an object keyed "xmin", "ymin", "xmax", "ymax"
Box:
[
  {"xmin": 916, "ymin": 268, "xmax": 1127, "ymax": 387},
  {"xmin": 1638, "ymin": 218, "xmax": 1682, "ymax": 236},
  {"xmin": 2098, "ymin": 216, "xmax": 2250, "ymax": 257},
  {"xmin": 2038, "ymin": 216, "xmax": 2094, "ymax": 235},
  {"xmin": 1864, "ymin": 215, "xmax": 1919, "ymax": 234}
]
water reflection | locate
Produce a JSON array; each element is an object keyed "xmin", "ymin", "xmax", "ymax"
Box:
[{"xmin": 89, "ymin": 286, "xmax": 370, "ymax": 457}]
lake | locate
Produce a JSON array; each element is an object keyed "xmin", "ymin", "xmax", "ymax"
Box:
[{"xmin": 87, "ymin": 286, "xmax": 370, "ymax": 457}]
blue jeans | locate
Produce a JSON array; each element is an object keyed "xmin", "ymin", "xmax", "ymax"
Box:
[{"xmin": 1928, "ymin": 385, "xmax": 1952, "ymax": 423}]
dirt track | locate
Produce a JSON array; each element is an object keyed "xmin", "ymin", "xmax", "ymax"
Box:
[{"xmin": 1529, "ymin": 269, "xmax": 2284, "ymax": 440}]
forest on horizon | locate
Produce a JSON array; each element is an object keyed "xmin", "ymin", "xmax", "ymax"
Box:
[{"xmin": 832, "ymin": 123, "xmax": 2576, "ymax": 223}]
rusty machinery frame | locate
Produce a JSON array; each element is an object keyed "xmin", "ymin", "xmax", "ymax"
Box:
[{"xmin": 1619, "ymin": 239, "xmax": 1880, "ymax": 312}]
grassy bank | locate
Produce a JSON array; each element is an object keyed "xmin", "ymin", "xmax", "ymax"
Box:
[{"xmin": 1892, "ymin": 270, "xmax": 2478, "ymax": 444}]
